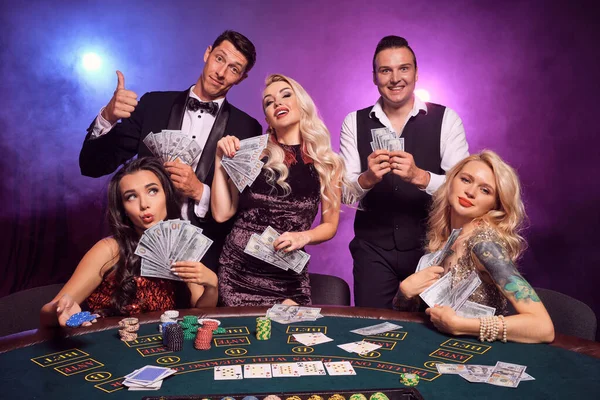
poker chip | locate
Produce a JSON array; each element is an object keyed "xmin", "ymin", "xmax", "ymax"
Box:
[
  {"xmin": 369, "ymin": 393, "xmax": 389, "ymax": 400},
  {"xmin": 256, "ymin": 316, "xmax": 271, "ymax": 340},
  {"xmin": 117, "ymin": 316, "xmax": 140, "ymax": 342},
  {"xmin": 286, "ymin": 396, "xmax": 302, "ymax": 400},
  {"xmin": 399, "ymin": 373, "xmax": 420, "ymax": 387},
  {"xmin": 349, "ymin": 395, "xmax": 367, "ymax": 400},
  {"xmin": 308, "ymin": 396, "xmax": 324, "ymax": 400},
  {"xmin": 66, "ymin": 311, "xmax": 98, "ymax": 327},
  {"xmin": 119, "ymin": 317, "xmax": 139, "ymax": 326},
  {"xmin": 214, "ymin": 327, "xmax": 226, "ymax": 334},
  {"xmin": 163, "ymin": 310, "xmax": 179, "ymax": 319},
  {"xmin": 183, "ymin": 315, "xmax": 199, "ymax": 325},
  {"xmin": 198, "ymin": 318, "xmax": 221, "ymax": 326},
  {"xmin": 242, "ymin": 397, "xmax": 259, "ymax": 400},
  {"xmin": 164, "ymin": 324, "xmax": 184, "ymax": 351},
  {"xmin": 220, "ymin": 397, "xmax": 235, "ymax": 400},
  {"xmin": 194, "ymin": 326, "xmax": 213, "ymax": 350},
  {"xmin": 263, "ymin": 396, "xmax": 282, "ymax": 400},
  {"xmin": 328, "ymin": 395, "xmax": 346, "ymax": 400}
]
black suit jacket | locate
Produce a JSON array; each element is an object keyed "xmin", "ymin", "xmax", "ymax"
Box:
[{"xmin": 79, "ymin": 89, "xmax": 263, "ymax": 271}]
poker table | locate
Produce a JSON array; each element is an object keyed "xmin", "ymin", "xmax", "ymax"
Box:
[{"xmin": 0, "ymin": 306, "xmax": 599, "ymax": 399}]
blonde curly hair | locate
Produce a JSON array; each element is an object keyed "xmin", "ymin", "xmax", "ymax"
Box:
[
  {"xmin": 426, "ymin": 150, "xmax": 527, "ymax": 261},
  {"xmin": 261, "ymin": 74, "xmax": 345, "ymax": 212}
]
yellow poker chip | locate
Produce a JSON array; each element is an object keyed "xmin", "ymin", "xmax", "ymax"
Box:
[
  {"xmin": 369, "ymin": 393, "xmax": 390, "ymax": 400},
  {"xmin": 308, "ymin": 396, "xmax": 324, "ymax": 400},
  {"xmin": 349, "ymin": 395, "xmax": 367, "ymax": 400},
  {"xmin": 286, "ymin": 396, "xmax": 302, "ymax": 400},
  {"xmin": 328, "ymin": 394, "xmax": 346, "ymax": 400}
]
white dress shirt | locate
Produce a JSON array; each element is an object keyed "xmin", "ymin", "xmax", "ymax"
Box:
[
  {"xmin": 339, "ymin": 96, "xmax": 469, "ymax": 203},
  {"xmin": 91, "ymin": 86, "xmax": 224, "ymax": 219}
]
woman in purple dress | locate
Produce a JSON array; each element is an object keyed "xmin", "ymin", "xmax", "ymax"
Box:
[{"xmin": 211, "ymin": 74, "xmax": 345, "ymax": 306}]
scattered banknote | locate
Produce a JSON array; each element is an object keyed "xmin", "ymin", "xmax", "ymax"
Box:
[
  {"xmin": 370, "ymin": 127, "xmax": 405, "ymax": 152},
  {"xmin": 143, "ymin": 130, "xmax": 202, "ymax": 165},
  {"xmin": 486, "ymin": 361, "xmax": 527, "ymax": 388},
  {"xmin": 350, "ymin": 322, "xmax": 403, "ymax": 336},
  {"xmin": 420, "ymin": 270, "xmax": 482, "ymax": 311},
  {"xmin": 266, "ymin": 304, "xmax": 322, "ymax": 324},
  {"xmin": 221, "ymin": 135, "xmax": 269, "ymax": 193},
  {"xmin": 136, "ymin": 219, "xmax": 212, "ymax": 281},
  {"xmin": 438, "ymin": 362, "xmax": 534, "ymax": 387},
  {"xmin": 244, "ymin": 226, "xmax": 310, "ymax": 273}
]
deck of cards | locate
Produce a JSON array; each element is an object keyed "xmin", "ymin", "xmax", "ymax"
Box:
[
  {"xmin": 123, "ymin": 365, "xmax": 176, "ymax": 391},
  {"xmin": 221, "ymin": 135, "xmax": 269, "ymax": 193},
  {"xmin": 135, "ymin": 219, "xmax": 213, "ymax": 281},
  {"xmin": 370, "ymin": 127, "xmax": 404, "ymax": 152},
  {"xmin": 244, "ymin": 226, "xmax": 310, "ymax": 273},
  {"xmin": 437, "ymin": 361, "xmax": 534, "ymax": 388},
  {"xmin": 143, "ymin": 130, "xmax": 202, "ymax": 165}
]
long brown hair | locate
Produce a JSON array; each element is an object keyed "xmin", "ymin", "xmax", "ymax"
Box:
[{"xmin": 103, "ymin": 157, "xmax": 181, "ymax": 315}]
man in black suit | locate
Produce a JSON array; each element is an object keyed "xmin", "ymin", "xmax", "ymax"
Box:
[{"xmin": 79, "ymin": 30, "xmax": 262, "ymax": 272}]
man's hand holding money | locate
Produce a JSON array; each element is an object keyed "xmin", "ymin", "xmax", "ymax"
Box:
[
  {"xmin": 389, "ymin": 150, "xmax": 430, "ymax": 189},
  {"xmin": 358, "ymin": 150, "xmax": 391, "ymax": 190},
  {"xmin": 164, "ymin": 161, "xmax": 204, "ymax": 201}
]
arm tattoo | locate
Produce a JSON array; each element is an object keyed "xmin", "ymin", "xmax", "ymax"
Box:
[{"xmin": 472, "ymin": 241, "xmax": 540, "ymax": 302}]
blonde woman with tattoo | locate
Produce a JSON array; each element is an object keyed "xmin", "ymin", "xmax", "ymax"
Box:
[{"xmin": 394, "ymin": 150, "xmax": 554, "ymax": 343}]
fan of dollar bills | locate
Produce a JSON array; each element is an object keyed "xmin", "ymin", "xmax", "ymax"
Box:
[
  {"xmin": 142, "ymin": 130, "xmax": 202, "ymax": 165},
  {"xmin": 370, "ymin": 127, "xmax": 405, "ymax": 151},
  {"xmin": 244, "ymin": 226, "xmax": 310, "ymax": 273},
  {"xmin": 135, "ymin": 219, "xmax": 213, "ymax": 281},
  {"xmin": 221, "ymin": 135, "xmax": 269, "ymax": 192}
]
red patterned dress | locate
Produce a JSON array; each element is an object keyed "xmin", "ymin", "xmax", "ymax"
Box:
[{"xmin": 86, "ymin": 272, "xmax": 178, "ymax": 315}]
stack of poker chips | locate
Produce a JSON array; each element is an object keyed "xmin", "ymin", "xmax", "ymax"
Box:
[
  {"xmin": 163, "ymin": 323, "xmax": 184, "ymax": 351},
  {"xmin": 65, "ymin": 311, "xmax": 98, "ymax": 327},
  {"xmin": 399, "ymin": 373, "xmax": 420, "ymax": 387},
  {"xmin": 256, "ymin": 316, "xmax": 271, "ymax": 340},
  {"xmin": 118, "ymin": 317, "xmax": 140, "ymax": 342},
  {"xmin": 179, "ymin": 315, "xmax": 200, "ymax": 340},
  {"xmin": 194, "ymin": 326, "xmax": 213, "ymax": 350},
  {"xmin": 158, "ymin": 310, "xmax": 179, "ymax": 333}
]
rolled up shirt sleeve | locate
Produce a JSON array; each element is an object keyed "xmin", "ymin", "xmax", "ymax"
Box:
[
  {"xmin": 424, "ymin": 107, "xmax": 469, "ymax": 195},
  {"xmin": 339, "ymin": 112, "xmax": 371, "ymax": 204}
]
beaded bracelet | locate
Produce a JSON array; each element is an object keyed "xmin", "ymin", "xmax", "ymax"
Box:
[{"xmin": 499, "ymin": 315, "xmax": 507, "ymax": 343}]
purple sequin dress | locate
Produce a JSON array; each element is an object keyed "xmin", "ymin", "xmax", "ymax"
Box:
[{"xmin": 218, "ymin": 144, "xmax": 321, "ymax": 306}]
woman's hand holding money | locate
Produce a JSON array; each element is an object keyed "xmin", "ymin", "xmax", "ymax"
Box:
[
  {"xmin": 398, "ymin": 266, "xmax": 444, "ymax": 299},
  {"xmin": 171, "ymin": 261, "xmax": 217, "ymax": 288},
  {"xmin": 273, "ymin": 231, "xmax": 311, "ymax": 253},
  {"xmin": 216, "ymin": 135, "xmax": 241, "ymax": 159},
  {"xmin": 426, "ymin": 305, "xmax": 461, "ymax": 335}
]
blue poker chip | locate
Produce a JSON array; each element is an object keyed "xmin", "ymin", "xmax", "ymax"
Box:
[
  {"xmin": 66, "ymin": 312, "xmax": 97, "ymax": 327},
  {"xmin": 242, "ymin": 397, "xmax": 259, "ymax": 400}
]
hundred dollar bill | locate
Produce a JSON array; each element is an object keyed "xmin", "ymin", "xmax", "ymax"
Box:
[
  {"xmin": 429, "ymin": 228, "xmax": 462, "ymax": 266},
  {"xmin": 350, "ymin": 322, "xmax": 403, "ymax": 336},
  {"xmin": 486, "ymin": 361, "xmax": 527, "ymax": 388},
  {"xmin": 387, "ymin": 137, "xmax": 405, "ymax": 151},
  {"xmin": 436, "ymin": 364, "xmax": 469, "ymax": 374},
  {"xmin": 446, "ymin": 271, "xmax": 482, "ymax": 311},
  {"xmin": 244, "ymin": 234, "xmax": 290, "ymax": 270},
  {"xmin": 419, "ymin": 271, "xmax": 453, "ymax": 308},
  {"xmin": 456, "ymin": 300, "xmax": 496, "ymax": 318}
]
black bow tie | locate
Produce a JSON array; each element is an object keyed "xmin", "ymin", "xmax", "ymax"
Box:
[{"xmin": 187, "ymin": 97, "xmax": 219, "ymax": 116}]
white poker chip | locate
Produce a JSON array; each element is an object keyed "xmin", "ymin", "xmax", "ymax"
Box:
[
  {"xmin": 163, "ymin": 310, "xmax": 179, "ymax": 319},
  {"xmin": 198, "ymin": 318, "xmax": 221, "ymax": 326}
]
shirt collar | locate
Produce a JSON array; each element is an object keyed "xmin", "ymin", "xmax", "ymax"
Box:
[
  {"xmin": 189, "ymin": 85, "xmax": 225, "ymax": 108},
  {"xmin": 370, "ymin": 95, "xmax": 428, "ymax": 121}
]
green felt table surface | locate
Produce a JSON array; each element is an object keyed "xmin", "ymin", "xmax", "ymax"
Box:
[{"xmin": 0, "ymin": 309, "xmax": 599, "ymax": 399}]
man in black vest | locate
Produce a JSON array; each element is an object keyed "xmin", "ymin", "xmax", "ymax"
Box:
[
  {"xmin": 339, "ymin": 36, "xmax": 469, "ymax": 309},
  {"xmin": 79, "ymin": 30, "xmax": 262, "ymax": 273}
]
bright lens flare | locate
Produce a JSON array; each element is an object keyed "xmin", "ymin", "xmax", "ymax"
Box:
[
  {"xmin": 415, "ymin": 89, "xmax": 431, "ymax": 102},
  {"xmin": 82, "ymin": 52, "xmax": 102, "ymax": 71}
]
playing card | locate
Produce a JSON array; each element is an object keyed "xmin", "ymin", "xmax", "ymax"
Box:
[
  {"xmin": 324, "ymin": 361, "xmax": 356, "ymax": 376},
  {"xmin": 293, "ymin": 333, "xmax": 333, "ymax": 346},
  {"xmin": 243, "ymin": 363, "xmax": 272, "ymax": 378},
  {"xmin": 214, "ymin": 365, "xmax": 243, "ymax": 380},
  {"xmin": 271, "ymin": 362, "xmax": 301, "ymax": 378},
  {"xmin": 338, "ymin": 341, "xmax": 381, "ymax": 355},
  {"xmin": 297, "ymin": 361, "xmax": 327, "ymax": 376}
]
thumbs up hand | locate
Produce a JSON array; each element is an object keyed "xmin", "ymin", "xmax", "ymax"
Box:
[{"xmin": 101, "ymin": 70, "xmax": 139, "ymax": 124}]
